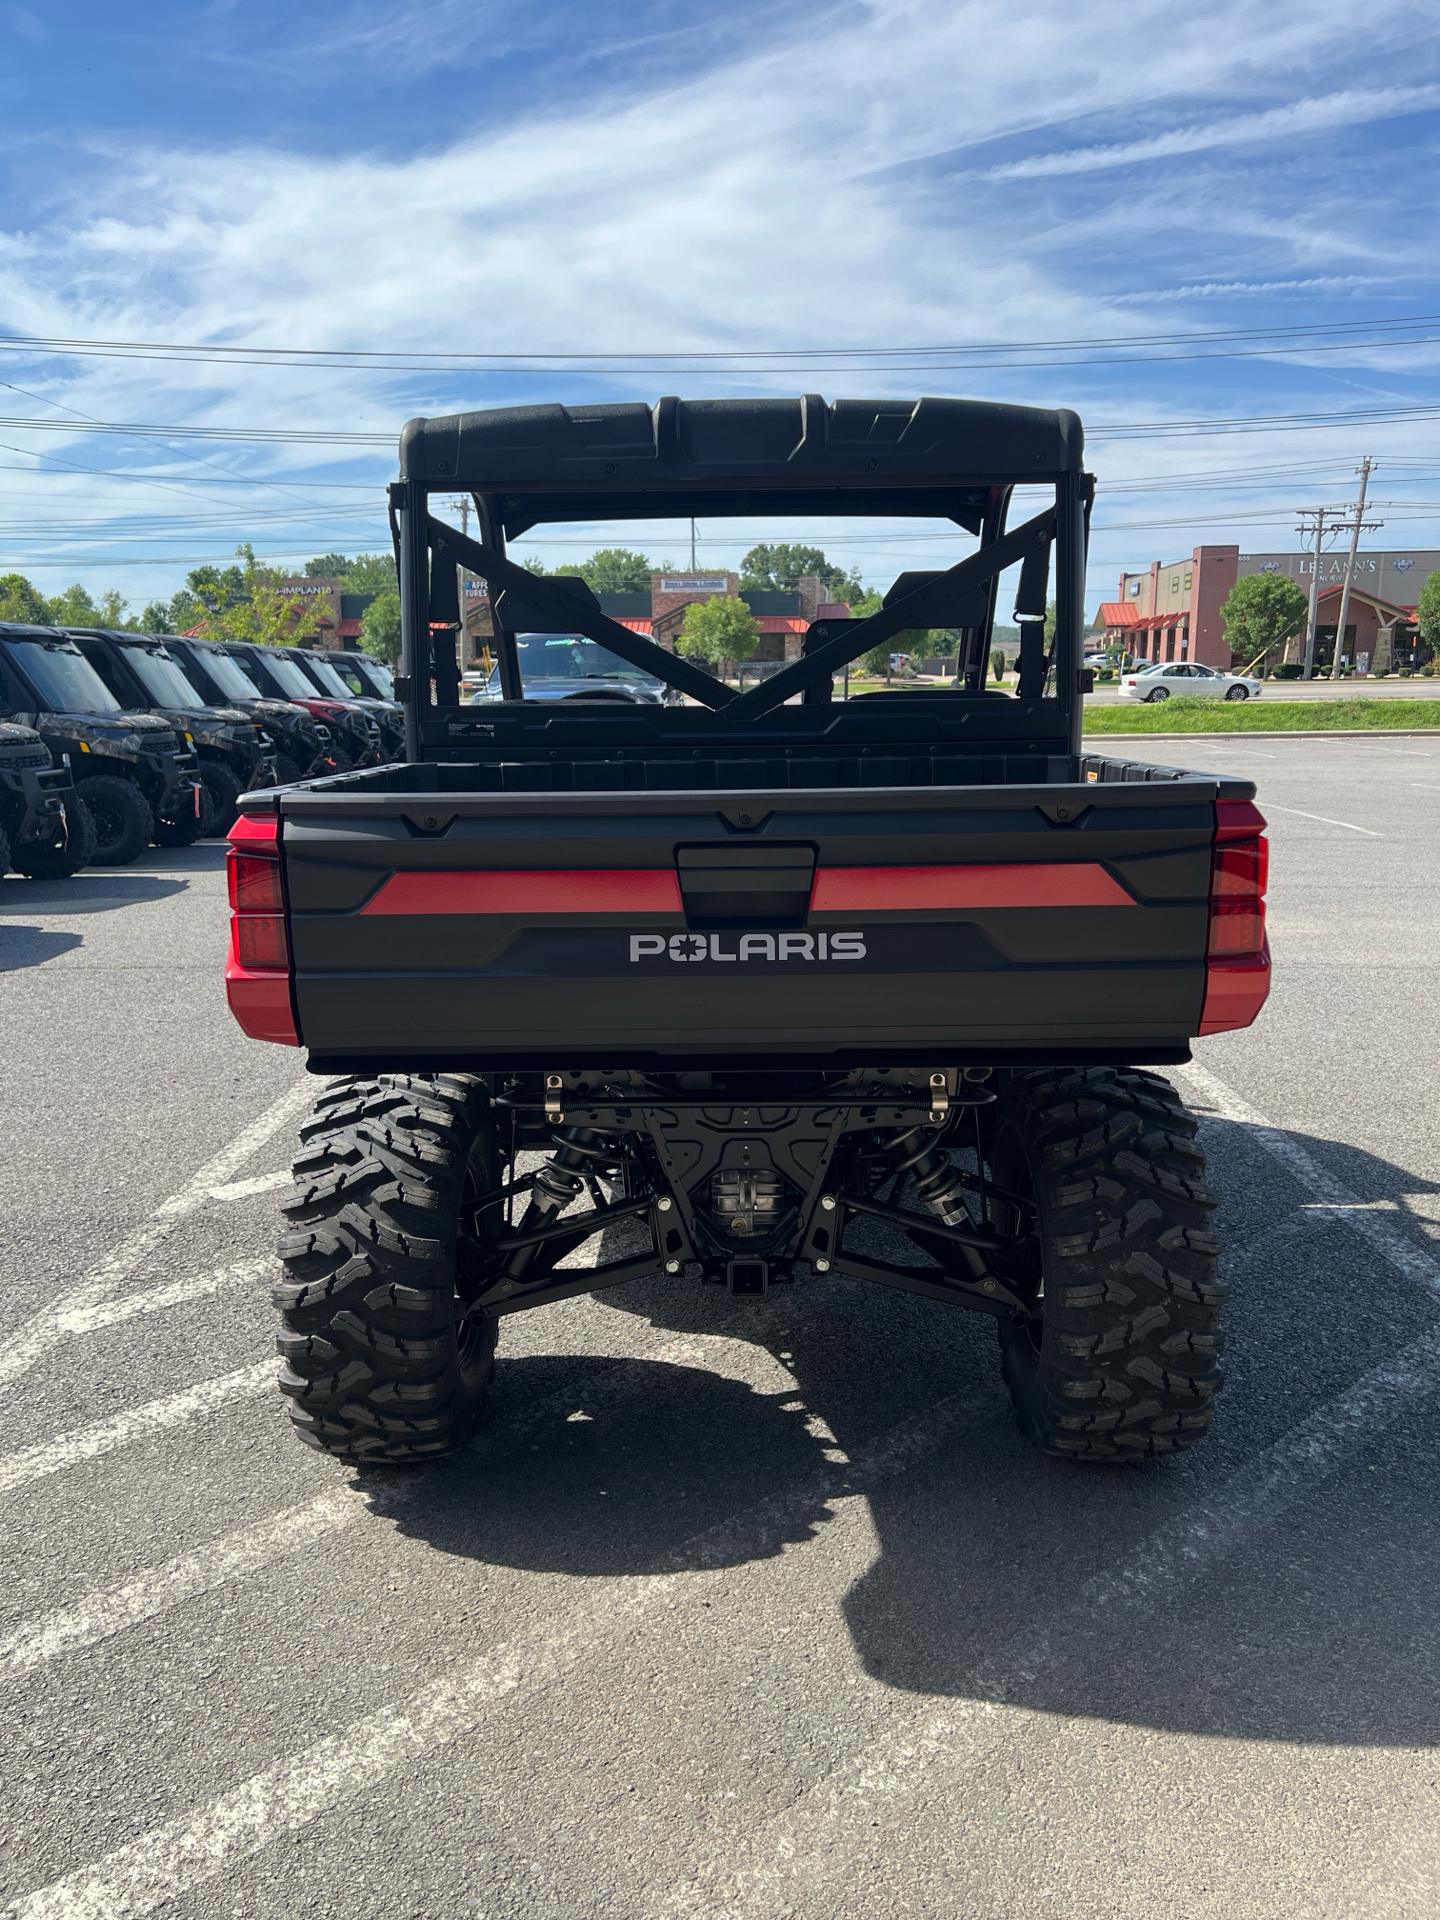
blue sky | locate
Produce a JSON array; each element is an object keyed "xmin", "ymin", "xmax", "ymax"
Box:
[{"xmin": 2, "ymin": 0, "xmax": 1439, "ymax": 615}]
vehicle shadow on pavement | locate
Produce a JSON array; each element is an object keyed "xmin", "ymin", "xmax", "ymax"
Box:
[
  {"xmin": 0, "ymin": 925, "xmax": 85, "ymax": 968},
  {"xmin": 0, "ymin": 874, "xmax": 190, "ymax": 916},
  {"xmin": 378, "ymin": 1122, "xmax": 1440, "ymax": 1750}
]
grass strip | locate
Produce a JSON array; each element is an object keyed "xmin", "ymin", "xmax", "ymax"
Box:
[{"xmin": 1082, "ymin": 696, "xmax": 1440, "ymax": 733}]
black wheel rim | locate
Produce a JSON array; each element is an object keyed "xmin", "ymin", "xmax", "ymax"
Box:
[{"xmin": 87, "ymin": 799, "xmax": 126, "ymax": 852}]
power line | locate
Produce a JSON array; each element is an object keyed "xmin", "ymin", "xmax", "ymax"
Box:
[
  {"xmin": 3, "ymin": 312, "xmax": 1440, "ymax": 373},
  {"xmin": 4, "ymin": 398, "xmax": 1440, "ymax": 452}
]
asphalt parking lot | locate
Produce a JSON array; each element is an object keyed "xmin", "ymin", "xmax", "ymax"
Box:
[{"xmin": 1, "ymin": 734, "xmax": 1438, "ymax": 1920}]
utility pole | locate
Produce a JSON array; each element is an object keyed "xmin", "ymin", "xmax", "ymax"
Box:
[
  {"xmin": 452, "ymin": 497, "xmax": 472, "ymax": 671},
  {"xmin": 1296, "ymin": 506, "xmax": 1338, "ymax": 681},
  {"xmin": 1327, "ymin": 460, "xmax": 1383, "ymax": 679},
  {"xmin": 690, "ymin": 518, "xmax": 700, "ymax": 571}
]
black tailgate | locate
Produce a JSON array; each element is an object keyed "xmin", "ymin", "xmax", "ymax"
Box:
[{"xmin": 277, "ymin": 780, "xmax": 1219, "ymax": 1067}]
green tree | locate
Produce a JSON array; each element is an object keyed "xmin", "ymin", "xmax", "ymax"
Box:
[
  {"xmin": 304, "ymin": 553, "xmax": 352, "ymax": 579},
  {"xmin": 0, "ymin": 573, "xmax": 53, "ymax": 625},
  {"xmin": 359, "ymin": 588, "xmax": 402, "ymax": 665},
  {"xmin": 1416, "ymin": 570, "xmax": 1440, "ymax": 657},
  {"xmin": 676, "ymin": 595, "xmax": 758, "ymax": 677},
  {"xmin": 339, "ymin": 553, "xmax": 396, "ymax": 594},
  {"xmin": 523, "ymin": 548, "xmax": 655, "ymax": 594},
  {"xmin": 188, "ymin": 545, "xmax": 326, "ymax": 648},
  {"xmin": 45, "ymin": 583, "xmax": 97, "ymax": 626},
  {"xmin": 1219, "ymin": 573, "xmax": 1308, "ymax": 668},
  {"xmin": 139, "ymin": 600, "xmax": 175, "ymax": 634},
  {"xmin": 185, "ymin": 549, "xmax": 251, "ymax": 616},
  {"xmin": 739, "ymin": 544, "xmax": 863, "ymax": 603},
  {"xmin": 561, "ymin": 547, "xmax": 653, "ymax": 594},
  {"xmin": 167, "ymin": 589, "xmax": 201, "ymax": 633}
]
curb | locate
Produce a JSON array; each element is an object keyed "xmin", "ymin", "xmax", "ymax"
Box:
[{"xmin": 1083, "ymin": 729, "xmax": 1440, "ymax": 744}]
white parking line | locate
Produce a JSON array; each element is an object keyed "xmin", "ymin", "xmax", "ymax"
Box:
[
  {"xmin": 0, "ymin": 1487, "xmax": 362, "ymax": 1678},
  {"xmin": 208, "ymin": 1171, "xmax": 294, "ymax": 1202},
  {"xmin": 662, "ymin": 1320, "xmax": 1440, "ymax": 1919},
  {"xmin": 0, "ymin": 1323, "xmax": 800, "ymax": 1681},
  {"xmin": 1179, "ymin": 1061, "xmax": 1440, "ymax": 1299},
  {"xmin": 8, "ymin": 1386, "xmax": 1003, "ymax": 1920},
  {"xmin": 1262, "ymin": 802, "xmax": 1380, "ymax": 836},
  {"xmin": 52, "ymin": 1260, "xmax": 269, "ymax": 1338},
  {"xmin": 0, "ymin": 1363, "xmax": 274, "ymax": 1498},
  {"xmin": 0, "ymin": 1080, "xmax": 312, "ymax": 1394}
]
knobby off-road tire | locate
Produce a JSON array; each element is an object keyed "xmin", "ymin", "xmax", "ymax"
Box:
[
  {"xmin": 991, "ymin": 1068, "xmax": 1225, "ymax": 1463},
  {"xmin": 74, "ymin": 774, "xmax": 153, "ymax": 865},
  {"xmin": 273, "ymin": 1073, "xmax": 503, "ymax": 1463},
  {"xmin": 154, "ymin": 800, "xmax": 205, "ymax": 847},
  {"xmin": 197, "ymin": 761, "xmax": 242, "ymax": 837},
  {"xmin": 273, "ymin": 753, "xmax": 304, "ymax": 788},
  {"xmin": 11, "ymin": 796, "xmax": 96, "ymax": 878}
]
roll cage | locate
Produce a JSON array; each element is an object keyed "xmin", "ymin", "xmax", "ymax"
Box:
[{"xmin": 388, "ymin": 394, "xmax": 1093, "ymax": 768}]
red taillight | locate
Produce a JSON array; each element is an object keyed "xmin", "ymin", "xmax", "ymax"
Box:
[
  {"xmin": 228, "ymin": 854, "xmax": 284, "ymax": 913},
  {"xmin": 234, "ymin": 915, "xmax": 288, "ymax": 968},
  {"xmin": 1208, "ymin": 839, "xmax": 1268, "ymax": 954},
  {"xmin": 1200, "ymin": 798, "xmax": 1271, "ymax": 1034},
  {"xmin": 225, "ymin": 808, "xmax": 298, "ymax": 1046}
]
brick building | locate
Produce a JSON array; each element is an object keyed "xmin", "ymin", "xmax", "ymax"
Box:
[
  {"xmin": 1098, "ymin": 543, "xmax": 1434, "ymax": 672},
  {"xmin": 273, "ymin": 578, "xmax": 377, "ymax": 650},
  {"xmin": 458, "ymin": 569, "xmax": 851, "ymax": 670}
]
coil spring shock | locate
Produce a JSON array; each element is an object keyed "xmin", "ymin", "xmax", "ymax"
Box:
[
  {"xmin": 876, "ymin": 1122, "xmax": 973, "ymax": 1228},
  {"xmin": 499, "ymin": 1127, "xmax": 631, "ymax": 1286}
]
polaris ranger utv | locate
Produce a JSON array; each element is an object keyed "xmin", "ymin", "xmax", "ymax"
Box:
[
  {"xmin": 225, "ymin": 396, "xmax": 1268, "ymax": 1467},
  {"xmin": 67, "ymin": 629, "xmax": 276, "ymax": 836},
  {"xmin": 0, "ymin": 625, "xmax": 201, "ymax": 863},
  {"xmin": 0, "ymin": 721, "xmax": 92, "ymax": 877},
  {"xmin": 166, "ymin": 638, "xmax": 339, "ymax": 789}
]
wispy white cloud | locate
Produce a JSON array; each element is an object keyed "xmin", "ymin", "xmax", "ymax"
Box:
[
  {"xmin": 980, "ymin": 84, "xmax": 1440, "ymax": 180},
  {"xmin": 1113, "ymin": 277, "xmax": 1402, "ymax": 303},
  {"xmin": 0, "ymin": 0, "xmax": 1437, "ymax": 601}
]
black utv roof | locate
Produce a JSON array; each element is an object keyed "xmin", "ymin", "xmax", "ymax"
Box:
[{"xmin": 399, "ymin": 395, "xmax": 1083, "ymax": 519}]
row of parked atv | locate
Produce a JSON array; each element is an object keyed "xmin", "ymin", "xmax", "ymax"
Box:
[{"xmin": 0, "ymin": 625, "xmax": 401, "ymax": 876}]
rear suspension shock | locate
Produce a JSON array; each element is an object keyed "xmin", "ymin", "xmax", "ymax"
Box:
[
  {"xmin": 876, "ymin": 1122, "xmax": 974, "ymax": 1228},
  {"xmin": 497, "ymin": 1127, "xmax": 633, "ymax": 1288}
]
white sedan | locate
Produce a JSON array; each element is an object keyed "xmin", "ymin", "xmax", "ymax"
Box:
[{"xmin": 1118, "ymin": 663, "xmax": 1264, "ymax": 703}]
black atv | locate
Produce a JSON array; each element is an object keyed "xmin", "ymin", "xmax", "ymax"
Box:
[
  {"xmin": 0, "ymin": 721, "xmax": 94, "ymax": 878},
  {"xmin": 67, "ymin": 629, "xmax": 276, "ymax": 837},
  {"xmin": 167, "ymin": 638, "xmax": 339, "ymax": 788},
  {"xmin": 221, "ymin": 643, "xmax": 383, "ymax": 770},
  {"xmin": 289, "ymin": 647, "xmax": 405, "ymax": 762},
  {"xmin": 0, "ymin": 624, "xmax": 201, "ymax": 865}
]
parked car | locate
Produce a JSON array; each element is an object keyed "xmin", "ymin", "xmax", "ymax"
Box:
[
  {"xmin": 288, "ymin": 648, "xmax": 405, "ymax": 762},
  {"xmin": 0, "ymin": 720, "xmax": 92, "ymax": 878},
  {"xmin": 67, "ymin": 630, "xmax": 275, "ymax": 836},
  {"xmin": 166, "ymin": 638, "xmax": 339, "ymax": 787},
  {"xmin": 1119, "ymin": 663, "xmax": 1263, "ymax": 703},
  {"xmin": 223, "ymin": 644, "xmax": 384, "ymax": 767},
  {"xmin": 0, "ymin": 624, "xmax": 201, "ymax": 863},
  {"xmin": 469, "ymin": 632, "xmax": 683, "ymax": 704}
]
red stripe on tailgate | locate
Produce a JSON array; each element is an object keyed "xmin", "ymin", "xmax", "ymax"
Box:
[
  {"xmin": 810, "ymin": 864, "xmax": 1135, "ymax": 912},
  {"xmin": 360, "ymin": 869, "xmax": 683, "ymax": 916}
]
